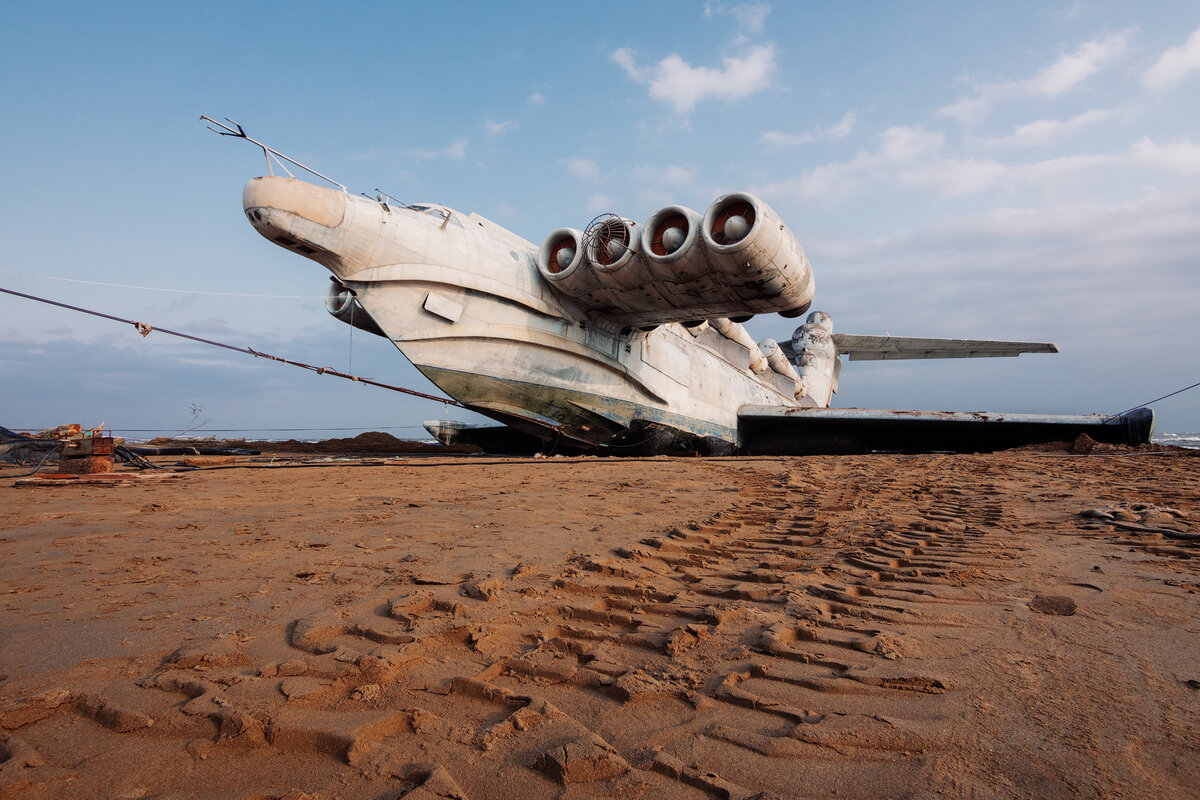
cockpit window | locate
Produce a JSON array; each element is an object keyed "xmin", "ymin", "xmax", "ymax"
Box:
[{"xmin": 403, "ymin": 204, "xmax": 463, "ymax": 228}]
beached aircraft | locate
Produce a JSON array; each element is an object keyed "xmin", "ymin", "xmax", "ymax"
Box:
[{"xmin": 213, "ymin": 118, "xmax": 1151, "ymax": 454}]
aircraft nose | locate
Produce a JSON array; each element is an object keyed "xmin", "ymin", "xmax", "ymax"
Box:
[
  {"xmin": 242, "ymin": 175, "xmax": 401, "ymax": 279},
  {"xmin": 241, "ymin": 176, "xmax": 349, "ymax": 268},
  {"xmin": 243, "ymin": 175, "xmax": 346, "ymax": 229}
]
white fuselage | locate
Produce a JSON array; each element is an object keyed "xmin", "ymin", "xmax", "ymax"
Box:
[{"xmin": 243, "ymin": 176, "xmax": 808, "ymax": 449}]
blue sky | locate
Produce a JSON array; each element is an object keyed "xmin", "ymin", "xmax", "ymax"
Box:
[{"xmin": 2, "ymin": 1, "xmax": 1199, "ymax": 438}]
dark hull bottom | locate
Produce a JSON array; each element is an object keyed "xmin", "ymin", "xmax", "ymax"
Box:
[
  {"xmin": 429, "ymin": 406, "xmax": 1154, "ymax": 457},
  {"xmin": 737, "ymin": 406, "xmax": 1155, "ymax": 455},
  {"xmin": 429, "ymin": 418, "xmax": 736, "ymax": 457},
  {"xmin": 426, "ymin": 421, "xmax": 556, "ymax": 456}
]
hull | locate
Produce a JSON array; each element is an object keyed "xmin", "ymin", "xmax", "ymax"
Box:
[
  {"xmin": 356, "ymin": 275, "xmax": 792, "ymax": 449},
  {"xmin": 330, "ymin": 235, "xmax": 798, "ymax": 451},
  {"xmin": 240, "ymin": 175, "xmax": 801, "ymax": 451},
  {"xmin": 242, "ymin": 174, "xmax": 1102, "ymax": 457}
]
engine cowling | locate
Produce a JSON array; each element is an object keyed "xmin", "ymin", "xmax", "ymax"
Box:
[
  {"xmin": 325, "ymin": 280, "xmax": 386, "ymax": 337},
  {"xmin": 701, "ymin": 192, "xmax": 814, "ymax": 319},
  {"xmin": 536, "ymin": 193, "xmax": 815, "ymax": 327},
  {"xmin": 642, "ymin": 204, "xmax": 708, "ymax": 295},
  {"xmin": 536, "ymin": 228, "xmax": 612, "ymax": 309}
]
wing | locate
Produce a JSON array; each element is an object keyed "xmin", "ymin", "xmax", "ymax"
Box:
[
  {"xmin": 781, "ymin": 335, "xmax": 1058, "ymax": 362},
  {"xmin": 737, "ymin": 406, "xmax": 1153, "ymax": 455}
]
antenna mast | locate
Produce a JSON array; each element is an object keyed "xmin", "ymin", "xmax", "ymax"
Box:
[{"xmin": 199, "ymin": 115, "xmax": 348, "ymax": 192}]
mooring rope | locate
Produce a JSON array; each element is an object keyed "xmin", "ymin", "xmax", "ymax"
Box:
[
  {"xmin": 1109, "ymin": 379, "xmax": 1200, "ymax": 421},
  {"xmin": 0, "ymin": 268, "xmax": 325, "ymax": 298},
  {"xmin": 0, "ymin": 286, "xmax": 465, "ymax": 407}
]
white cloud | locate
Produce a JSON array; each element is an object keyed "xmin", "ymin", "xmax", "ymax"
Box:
[
  {"xmin": 491, "ymin": 201, "xmax": 518, "ymax": 220},
  {"xmin": 586, "ymin": 193, "xmax": 615, "ymax": 213},
  {"xmin": 940, "ymin": 32, "xmax": 1130, "ymax": 123},
  {"xmin": 563, "ymin": 157, "xmax": 602, "ymax": 181},
  {"xmin": 814, "ymin": 190, "xmax": 1200, "ymax": 310},
  {"xmin": 631, "ymin": 165, "xmax": 699, "ymax": 206},
  {"xmin": 1144, "ymin": 26, "xmax": 1200, "ymax": 91},
  {"xmin": 878, "ymin": 125, "xmax": 944, "ymax": 162},
  {"xmin": 826, "ymin": 111, "xmax": 856, "ymax": 140},
  {"xmin": 612, "ymin": 48, "xmax": 638, "ymax": 76},
  {"xmin": 1060, "ymin": 1, "xmax": 1085, "ymax": 21},
  {"xmin": 613, "ymin": 44, "xmax": 777, "ymax": 115},
  {"xmin": 1029, "ymin": 33, "xmax": 1129, "ymax": 96},
  {"xmin": 802, "ymin": 190, "xmax": 1200, "ymax": 373},
  {"xmin": 528, "ymin": 92, "xmax": 546, "ymax": 106},
  {"xmin": 983, "ymin": 108, "xmax": 1117, "ymax": 148},
  {"xmin": 484, "ymin": 120, "xmax": 518, "ymax": 135},
  {"xmin": 703, "ymin": 2, "xmax": 772, "ymax": 35},
  {"xmin": 1131, "ymin": 136, "xmax": 1200, "ymax": 174},
  {"xmin": 756, "ymin": 125, "xmax": 945, "ymax": 201},
  {"xmin": 896, "ymin": 158, "xmax": 1010, "ymax": 196},
  {"xmin": 762, "ymin": 130, "xmax": 812, "ymax": 148},
  {"xmin": 755, "ymin": 126, "xmax": 921, "ymax": 198},
  {"xmin": 762, "ymin": 111, "xmax": 856, "ymax": 148},
  {"xmin": 406, "ymin": 138, "xmax": 467, "ymax": 160},
  {"xmin": 758, "ymin": 121, "xmax": 1200, "ymax": 203},
  {"xmin": 632, "ymin": 164, "xmax": 698, "ymax": 187}
]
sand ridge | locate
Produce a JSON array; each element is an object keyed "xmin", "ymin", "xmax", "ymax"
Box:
[{"xmin": 0, "ymin": 452, "xmax": 1197, "ymax": 798}]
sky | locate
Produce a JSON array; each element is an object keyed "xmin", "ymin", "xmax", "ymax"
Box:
[{"xmin": 2, "ymin": 1, "xmax": 1199, "ymax": 440}]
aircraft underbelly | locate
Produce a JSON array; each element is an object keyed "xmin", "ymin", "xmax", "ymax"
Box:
[{"xmin": 349, "ymin": 275, "xmax": 792, "ymax": 446}]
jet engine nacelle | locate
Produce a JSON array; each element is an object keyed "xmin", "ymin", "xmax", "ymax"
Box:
[
  {"xmin": 325, "ymin": 280, "xmax": 386, "ymax": 337},
  {"xmin": 699, "ymin": 192, "xmax": 814, "ymax": 319},
  {"xmin": 536, "ymin": 193, "xmax": 815, "ymax": 328},
  {"xmin": 537, "ymin": 228, "xmax": 606, "ymax": 303}
]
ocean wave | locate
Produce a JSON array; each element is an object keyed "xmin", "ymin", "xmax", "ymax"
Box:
[{"xmin": 1154, "ymin": 432, "xmax": 1200, "ymax": 449}]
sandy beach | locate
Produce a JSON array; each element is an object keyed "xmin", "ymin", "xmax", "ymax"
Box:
[{"xmin": 1, "ymin": 448, "xmax": 1197, "ymax": 799}]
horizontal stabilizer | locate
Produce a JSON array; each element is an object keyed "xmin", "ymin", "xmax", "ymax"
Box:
[{"xmin": 782, "ymin": 335, "xmax": 1058, "ymax": 361}]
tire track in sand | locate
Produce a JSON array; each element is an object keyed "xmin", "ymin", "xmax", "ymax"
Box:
[{"xmin": 1, "ymin": 458, "xmax": 1032, "ymax": 799}]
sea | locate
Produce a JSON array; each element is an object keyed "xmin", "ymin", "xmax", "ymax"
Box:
[{"xmin": 1153, "ymin": 432, "xmax": 1200, "ymax": 449}]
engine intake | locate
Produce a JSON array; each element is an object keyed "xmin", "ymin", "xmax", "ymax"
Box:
[
  {"xmin": 536, "ymin": 228, "xmax": 613, "ymax": 309},
  {"xmin": 325, "ymin": 280, "xmax": 386, "ymax": 337},
  {"xmin": 536, "ymin": 192, "xmax": 815, "ymax": 327},
  {"xmin": 701, "ymin": 192, "xmax": 814, "ymax": 319}
]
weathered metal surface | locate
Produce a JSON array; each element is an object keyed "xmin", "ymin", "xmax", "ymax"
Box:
[
  {"xmin": 533, "ymin": 193, "xmax": 815, "ymax": 327},
  {"xmin": 423, "ymin": 420, "xmax": 577, "ymax": 455},
  {"xmin": 243, "ymin": 176, "xmax": 795, "ymax": 450},
  {"xmin": 758, "ymin": 337, "xmax": 802, "ymax": 390},
  {"xmin": 832, "ymin": 334, "xmax": 1058, "ymax": 361},
  {"xmin": 324, "ymin": 282, "xmax": 387, "ymax": 337},
  {"xmin": 779, "ymin": 336, "xmax": 1059, "ymax": 362},
  {"xmin": 238, "ymin": 167, "xmax": 1070, "ymax": 455}
]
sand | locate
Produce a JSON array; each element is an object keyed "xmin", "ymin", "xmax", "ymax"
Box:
[{"xmin": 0, "ymin": 448, "xmax": 1197, "ymax": 799}]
